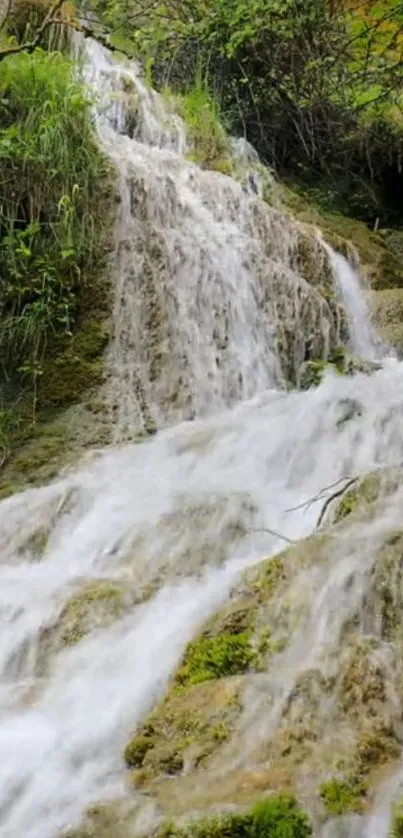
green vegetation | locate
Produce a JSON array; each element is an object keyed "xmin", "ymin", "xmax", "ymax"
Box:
[
  {"xmin": 0, "ymin": 7, "xmax": 113, "ymax": 487},
  {"xmin": 124, "ymin": 676, "xmax": 241, "ymax": 780},
  {"xmin": 167, "ymin": 81, "xmax": 231, "ymax": 172},
  {"xmin": 159, "ymin": 796, "xmax": 311, "ymax": 838},
  {"xmin": 320, "ymin": 777, "xmax": 367, "ymax": 815},
  {"xmin": 175, "ymin": 631, "xmax": 254, "ymax": 686},
  {"xmin": 390, "ymin": 800, "xmax": 403, "ymax": 837},
  {"xmin": 96, "ymin": 0, "xmax": 403, "ymax": 227},
  {"xmin": 0, "ymin": 49, "xmax": 110, "ymax": 401}
]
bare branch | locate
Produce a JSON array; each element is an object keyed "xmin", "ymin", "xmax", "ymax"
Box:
[
  {"xmin": 316, "ymin": 477, "xmax": 358, "ymax": 529},
  {"xmin": 286, "ymin": 475, "xmax": 357, "ymax": 514}
]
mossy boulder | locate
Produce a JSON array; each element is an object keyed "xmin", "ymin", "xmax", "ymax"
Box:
[
  {"xmin": 333, "ymin": 468, "xmax": 402, "ymax": 524},
  {"xmin": 125, "ymin": 676, "xmax": 242, "ymax": 785},
  {"xmin": 38, "ymin": 579, "xmax": 141, "ymax": 666},
  {"xmin": 390, "ymin": 800, "xmax": 403, "ymax": 837},
  {"xmin": 175, "ymin": 631, "xmax": 254, "ymax": 687},
  {"xmin": 299, "ymin": 345, "xmax": 380, "ymax": 390},
  {"xmin": 282, "ymin": 185, "xmax": 403, "ymax": 292},
  {"xmin": 119, "ymin": 490, "xmax": 403, "ymax": 824},
  {"xmin": 372, "ymin": 288, "xmax": 403, "ymax": 355}
]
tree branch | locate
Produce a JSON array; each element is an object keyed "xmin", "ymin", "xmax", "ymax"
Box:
[
  {"xmin": 0, "ymin": 0, "xmax": 68, "ymax": 62},
  {"xmin": 316, "ymin": 477, "xmax": 358, "ymax": 529}
]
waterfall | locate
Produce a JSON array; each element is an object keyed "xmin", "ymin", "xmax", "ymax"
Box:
[
  {"xmin": 0, "ymin": 38, "xmax": 401, "ymax": 838},
  {"xmin": 82, "ymin": 39, "xmax": 358, "ymax": 439},
  {"xmin": 328, "ymin": 248, "xmax": 388, "ymax": 361}
]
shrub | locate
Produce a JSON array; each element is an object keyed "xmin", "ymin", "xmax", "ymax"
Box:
[
  {"xmin": 175, "ymin": 631, "xmax": 254, "ymax": 686},
  {"xmin": 0, "ymin": 48, "xmax": 111, "ymax": 413}
]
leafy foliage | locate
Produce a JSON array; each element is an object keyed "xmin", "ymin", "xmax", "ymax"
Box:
[
  {"xmin": 0, "ymin": 48, "xmax": 111, "ymax": 413},
  {"xmin": 98, "ymin": 0, "xmax": 403, "ymax": 225}
]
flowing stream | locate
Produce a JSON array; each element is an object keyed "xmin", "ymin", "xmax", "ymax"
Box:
[{"xmin": 0, "ymin": 39, "xmax": 402, "ymax": 838}]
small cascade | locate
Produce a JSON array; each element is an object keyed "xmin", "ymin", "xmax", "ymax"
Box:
[
  {"xmin": 329, "ymin": 248, "xmax": 389, "ymax": 361},
  {"xmin": 81, "ymin": 39, "xmax": 358, "ymax": 440}
]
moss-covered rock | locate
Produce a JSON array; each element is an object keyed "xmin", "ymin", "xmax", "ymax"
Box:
[
  {"xmin": 175, "ymin": 632, "xmax": 254, "ymax": 687},
  {"xmin": 116, "ymin": 482, "xmax": 403, "ymax": 825},
  {"xmin": 282, "ymin": 186, "xmax": 403, "ymax": 292},
  {"xmin": 320, "ymin": 777, "xmax": 367, "ymax": 815},
  {"xmin": 372, "ymin": 288, "xmax": 403, "ymax": 355},
  {"xmin": 125, "ymin": 676, "xmax": 242, "ymax": 784},
  {"xmin": 390, "ymin": 800, "xmax": 403, "ymax": 838},
  {"xmin": 39, "ymin": 579, "xmax": 140, "ymax": 664},
  {"xmin": 333, "ymin": 468, "xmax": 402, "ymax": 524}
]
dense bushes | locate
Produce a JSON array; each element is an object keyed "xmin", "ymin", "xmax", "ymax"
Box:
[
  {"xmin": 0, "ymin": 47, "xmax": 111, "ymax": 415},
  {"xmin": 95, "ymin": 0, "xmax": 403, "ymax": 225}
]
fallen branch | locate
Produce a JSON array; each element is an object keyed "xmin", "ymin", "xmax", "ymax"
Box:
[{"xmin": 316, "ymin": 477, "xmax": 358, "ymax": 529}]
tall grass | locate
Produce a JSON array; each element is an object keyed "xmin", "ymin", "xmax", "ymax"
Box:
[{"xmin": 0, "ymin": 48, "xmax": 111, "ymax": 407}]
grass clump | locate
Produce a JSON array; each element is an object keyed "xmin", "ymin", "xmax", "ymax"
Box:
[
  {"xmin": 160, "ymin": 795, "xmax": 312, "ymax": 838},
  {"xmin": 175, "ymin": 631, "xmax": 254, "ymax": 687},
  {"xmin": 167, "ymin": 81, "xmax": 231, "ymax": 173},
  {"xmin": 320, "ymin": 777, "xmax": 367, "ymax": 815},
  {"xmin": 0, "ymin": 48, "xmax": 112, "ymax": 423}
]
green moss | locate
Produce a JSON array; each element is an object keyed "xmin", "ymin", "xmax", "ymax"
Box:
[
  {"xmin": 54, "ymin": 580, "xmax": 126, "ymax": 647},
  {"xmin": 254, "ymin": 555, "xmax": 286, "ymax": 597},
  {"xmin": 390, "ymin": 801, "xmax": 403, "ymax": 837},
  {"xmin": 159, "ymin": 795, "xmax": 312, "ymax": 838},
  {"xmin": 175, "ymin": 631, "xmax": 254, "ymax": 687},
  {"xmin": 333, "ymin": 471, "xmax": 387, "ymax": 523},
  {"xmin": 299, "ymin": 360, "xmax": 328, "ymax": 390},
  {"xmin": 124, "ymin": 677, "xmax": 242, "ymax": 784},
  {"xmin": 124, "ymin": 735, "xmax": 153, "ymax": 768},
  {"xmin": 320, "ymin": 777, "xmax": 367, "ymax": 815}
]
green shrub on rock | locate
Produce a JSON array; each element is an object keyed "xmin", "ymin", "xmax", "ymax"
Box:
[
  {"xmin": 175, "ymin": 631, "xmax": 254, "ymax": 686},
  {"xmin": 320, "ymin": 777, "xmax": 367, "ymax": 815},
  {"xmin": 159, "ymin": 795, "xmax": 311, "ymax": 838}
]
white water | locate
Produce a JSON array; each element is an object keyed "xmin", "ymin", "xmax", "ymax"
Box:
[
  {"xmin": 0, "ymin": 39, "xmax": 401, "ymax": 838},
  {"xmin": 329, "ymin": 249, "xmax": 386, "ymax": 361},
  {"xmin": 82, "ymin": 39, "xmax": 358, "ymax": 438}
]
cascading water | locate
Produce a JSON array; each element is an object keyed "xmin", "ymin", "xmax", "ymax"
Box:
[{"xmin": 0, "ymin": 37, "xmax": 402, "ymax": 838}]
